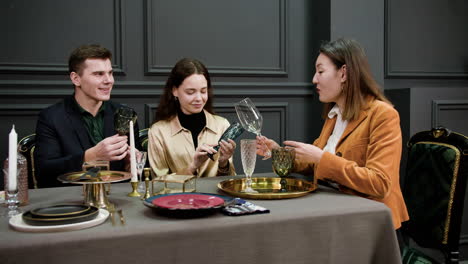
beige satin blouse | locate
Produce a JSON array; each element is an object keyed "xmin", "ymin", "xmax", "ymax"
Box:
[{"xmin": 148, "ymin": 110, "xmax": 236, "ymax": 177}]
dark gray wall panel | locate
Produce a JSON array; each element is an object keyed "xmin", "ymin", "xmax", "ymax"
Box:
[
  {"xmin": 386, "ymin": 0, "xmax": 468, "ymax": 78},
  {"xmin": 331, "ymin": 0, "xmax": 384, "ymax": 86},
  {"xmin": 0, "ymin": 0, "xmax": 125, "ymax": 74},
  {"xmin": 144, "ymin": 0, "xmax": 287, "ymax": 76},
  {"xmin": 432, "ymin": 100, "xmax": 468, "ymax": 134}
]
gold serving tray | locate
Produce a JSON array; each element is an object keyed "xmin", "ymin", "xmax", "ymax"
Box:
[
  {"xmin": 58, "ymin": 170, "xmax": 131, "ymax": 184},
  {"xmin": 218, "ymin": 177, "xmax": 317, "ymax": 199}
]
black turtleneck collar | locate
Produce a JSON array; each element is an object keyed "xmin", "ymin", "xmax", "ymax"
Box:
[{"xmin": 177, "ymin": 108, "xmax": 206, "ymax": 148}]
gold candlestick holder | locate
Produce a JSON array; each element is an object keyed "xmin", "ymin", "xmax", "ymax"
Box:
[
  {"xmin": 128, "ymin": 181, "xmax": 141, "ymax": 197},
  {"xmin": 142, "ymin": 168, "xmax": 152, "ymax": 200}
]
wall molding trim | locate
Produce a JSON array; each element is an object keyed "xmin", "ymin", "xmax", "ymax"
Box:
[
  {"xmin": 461, "ymin": 234, "xmax": 468, "ymax": 245},
  {"xmin": 384, "ymin": 0, "xmax": 468, "ymax": 78},
  {"xmin": 143, "ymin": 0, "xmax": 288, "ymax": 77},
  {"xmin": 431, "ymin": 100, "xmax": 468, "ymax": 128},
  {"xmin": 0, "ymin": 0, "xmax": 126, "ymax": 75},
  {"xmin": 0, "ymin": 80, "xmax": 314, "ymax": 98}
]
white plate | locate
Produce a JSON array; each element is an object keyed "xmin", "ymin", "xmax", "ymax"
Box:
[{"xmin": 9, "ymin": 209, "xmax": 109, "ymax": 233}]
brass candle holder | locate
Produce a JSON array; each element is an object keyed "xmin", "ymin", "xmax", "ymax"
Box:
[
  {"xmin": 142, "ymin": 168, "xmax": 152, "ymax": 200},
  {"xmin": 128, "ymin": 182, "xmax": 141, "ymax": 197},
  {"xmin": 83, "ymin": 183, "xmax": 113, "ymax": 209}
]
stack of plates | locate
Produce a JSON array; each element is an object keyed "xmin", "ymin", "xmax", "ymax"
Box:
[
  {"xmin": 22, "ymin": 204, "xmax": 99, "ymax": 226},
  {"xmin": 9, "ymin": 204, "xmax": 109, "ymax": 232},
  {"xmin": 143, "ymin": 193, "xmax": 230, "ymax": 218}
]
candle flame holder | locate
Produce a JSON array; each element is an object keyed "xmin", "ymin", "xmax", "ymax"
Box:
[{"xmin": 128, "ymin": 182, "xmax": 141, "ymax": 197}]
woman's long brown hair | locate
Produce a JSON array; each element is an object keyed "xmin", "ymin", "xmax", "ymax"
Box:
[
  {"xmin": 319, "ymin": 38, "xmax": 391, "ymax": 121},
  {"xmin": 153, "ymin": 58, "xmax": 214, "ymax": 124}
]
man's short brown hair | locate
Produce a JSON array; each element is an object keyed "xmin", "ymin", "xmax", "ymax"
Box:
[{"xmin": 68, "ymin": 44, "xmax": 112, "ymax": 75}]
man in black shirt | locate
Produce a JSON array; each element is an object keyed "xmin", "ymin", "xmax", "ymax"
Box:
[{"xmin": 35, "ymin": 44, "xmax": 140, "ymax": 187}]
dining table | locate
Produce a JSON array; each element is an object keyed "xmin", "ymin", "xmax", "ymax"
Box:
[{"xmin": 0, "ymin": 173, "xmax": 401, "ymax": 264}]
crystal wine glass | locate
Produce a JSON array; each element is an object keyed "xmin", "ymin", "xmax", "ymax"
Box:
[
  {"xmin": 240, "ymin": 139, "xmax": 258, "ymax": 193},
  {"xmin": 114, "ymin": 106, "xmax": 137, "ymax": 135},
  {"xmin": 234, "ymin": 98, "xmax": 271, "ymax": 159},
  {"xmin": 136, "ymin": 151, "xmax": 147, "ymax": 193}
]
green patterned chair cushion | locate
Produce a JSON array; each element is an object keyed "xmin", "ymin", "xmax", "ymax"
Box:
[
  {"xmin": 403, "ymin": 142, "xmax": 459, "ymax": 248},
  {"xmin": 139, "ymin": 128, "xmax": 149, "ymax": 151},
  {"xmin": 402, "ymin": 246, "xmax": 439, "ymax": 264}
]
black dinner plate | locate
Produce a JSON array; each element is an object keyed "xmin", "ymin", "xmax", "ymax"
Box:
[
  {"xmin": 22, "ymin": 205, "xmax": 99, "ymax": 226},
  {"xmin": 143, "ymin": 192, "xmax": 233, "ymax": 218},
  {"xmin": 30, "ymin": 204, "xmax": 92, "ymax": 219}
]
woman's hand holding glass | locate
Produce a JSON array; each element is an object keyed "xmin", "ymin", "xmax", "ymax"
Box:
[
  {"xmin": 217, "ymin": 139, "xmax": 236, "ymax": 165},
  {"xmin": 188, "ymin": 143, "xmax": 216, "ymax": 174},
  {"xmin": 255, "ymin": 137, "xmax": 325, "ymax": 173},
  {"xmin": 235, "ymin": 98, "xmax": 271, "ymax": 159},
  {"xmin": 256, "ymin": 135, "xmax": 280, "ymax": 157},
  {"xmin": 283, "ymin": 140, "xmax": 324, "ymax": 164}
]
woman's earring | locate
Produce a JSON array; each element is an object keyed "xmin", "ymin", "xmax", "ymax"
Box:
[{"xmin": 174, "ymin": 96, "xmax": 178, "ymax": 101}]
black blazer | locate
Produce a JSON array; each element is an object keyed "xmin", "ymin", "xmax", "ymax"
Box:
[{"xmin": 35, "ymin": 96, "xmax": 141, "ymax": 188}]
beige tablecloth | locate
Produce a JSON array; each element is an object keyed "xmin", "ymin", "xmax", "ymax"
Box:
[{"xmin": 0, "ymin": 174, "xmax": 401, "ymax": 264}]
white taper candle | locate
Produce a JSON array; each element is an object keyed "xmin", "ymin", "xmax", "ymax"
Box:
[
  {"xmin": 129, "ymin": 121, "xmax": 138, "ymax": 182},
  {"xmin": 8, "ymin": 125, "xmax": 18, "ymax": 191}
]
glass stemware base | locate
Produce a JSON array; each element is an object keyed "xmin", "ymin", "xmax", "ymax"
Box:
[
  {"xmin": 3, "ymin": 190, "xmax": 21, "ymax": 217},
  {"xmin": 137, "ymin": 182, "xmax": 146, "ymax": 193},
  {"xmin": 242, "ymin": 177, "xmax": 258, "ymax": 193}
]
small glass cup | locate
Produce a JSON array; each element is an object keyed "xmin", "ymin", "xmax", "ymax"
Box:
[
  {"xmin": 272, "ymin": 147, "xmax": 295, "ymax": 177},
  {"xmin": 82, "ymin": 160, "xmax": 110, "ymax": 171},
  {"xmin": 153, "ymin": 173, "xmax": 197, "ymax": 194},
  {"xmin": 114, "ymin": 107, "xmax": 137, "ymax": 135},
  {"xmin": 272, "ymin": 147, "xmax": 295, "ymax": 192}
]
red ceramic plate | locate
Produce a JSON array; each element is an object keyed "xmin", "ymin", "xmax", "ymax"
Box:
[{"xmin": 152, "ymin": 194, "xmax": 225, "ymax": 210}]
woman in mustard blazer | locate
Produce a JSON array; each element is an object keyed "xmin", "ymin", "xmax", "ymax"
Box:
[{"xmin": 258, "ymin": 38, "xmax": 409, "ymax": 229}]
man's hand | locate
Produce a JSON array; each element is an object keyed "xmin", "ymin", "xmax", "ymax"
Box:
[{"xmin": 84, "ymin": 134, "xmax": 129, "ymax": 162}]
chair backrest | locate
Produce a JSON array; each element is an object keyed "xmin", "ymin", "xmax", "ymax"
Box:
[
  {"xmin": 139, "ymin": 128, "xmax": 149, "ymax": 151},
  {"xmin": 18, "ymin": 134, "xmax": 38, "ymax": 189},
  {"xmin": 402, "ymin": 127, "xmax": 468, "ymax": 263}
]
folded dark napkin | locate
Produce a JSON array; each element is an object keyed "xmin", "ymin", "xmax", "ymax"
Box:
[
  {"xmin": 76, "ymin": 167, "xmax": 101, "ymax": 181},
  {"xmin": 222, "ymin": 198, "xmax": 270, "ymax": 216}
]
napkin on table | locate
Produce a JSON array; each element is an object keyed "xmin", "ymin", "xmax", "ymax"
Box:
[{"xmin": 222, "ymin": 198, "xmax": 270, "ymax": 216}]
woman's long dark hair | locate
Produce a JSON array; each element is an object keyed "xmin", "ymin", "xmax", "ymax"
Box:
[
  {"xmin": 154, "ymin": 58, "xmax": 214, "ymax": 123},
  {"xmin": 319, "ymin": 38, "xmax": 391, "ymax": 121}
]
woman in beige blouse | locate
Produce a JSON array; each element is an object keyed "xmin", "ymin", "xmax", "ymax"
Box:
[{"xmin": 148, "ymin": 58, "xmax": 236, "ymax": 177}]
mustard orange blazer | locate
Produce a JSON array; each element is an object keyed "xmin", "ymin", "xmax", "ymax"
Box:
[{"xmin": 295, "ymin": 97, "xmax": 409, "ymax": 229}]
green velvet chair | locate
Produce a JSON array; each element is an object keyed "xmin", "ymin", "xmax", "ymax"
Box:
[
  {"xmin": 139, "ymin": 128, "xmax": 149, "ymax": 151},
  {"xmin": 401, "ymin": 127, "xmax": 468, "ymax": 264},
  {"xmin": 18, "ymin": 133, "xmax": 38, "ymax": 189}
]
